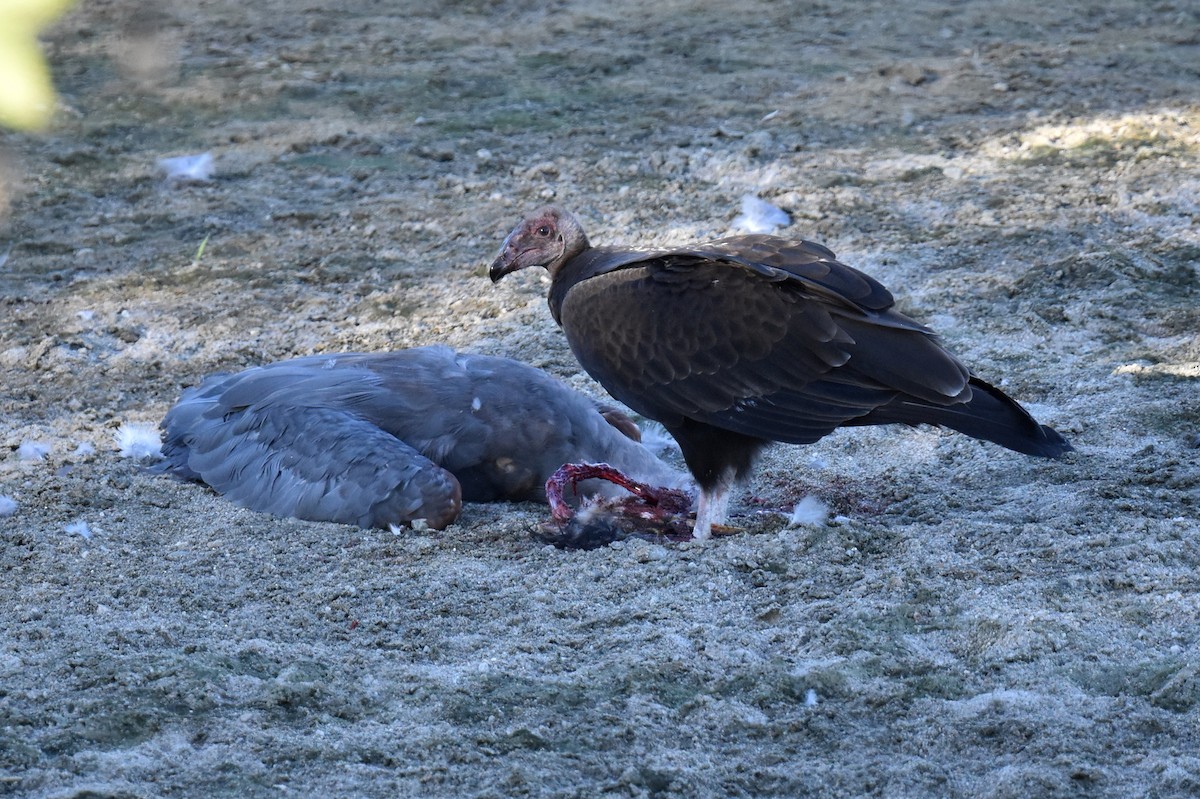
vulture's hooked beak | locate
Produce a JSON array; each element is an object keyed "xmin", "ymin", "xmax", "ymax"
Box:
[
  {"xmin": 488, "ymin": 232, "xmax": 520, "ymax": 283},
  {"xmin": 488, "ymin": 252, "xmax": 516, "ymax": 283}
]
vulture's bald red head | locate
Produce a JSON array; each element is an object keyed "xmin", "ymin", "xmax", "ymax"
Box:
[{"xmin": 489, "ymin": 206, "xmax": 589, "ymax": 281}]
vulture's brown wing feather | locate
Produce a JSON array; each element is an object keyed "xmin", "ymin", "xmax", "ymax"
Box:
[
  {"xmin": 557, "ymin": 244, "xmax": 972, "ymax": 446},
  {"xmin": 675, "ymin": 235, "xmax": 898, "ymax": 314}
]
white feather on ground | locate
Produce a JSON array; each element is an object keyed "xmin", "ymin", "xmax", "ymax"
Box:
[
  {"xmin": 157, "ymin": 152, "xmax": 215, "ymax": 182},
  {"xmin": 787, "ymin": 495, "xmax": 830, "ymax": 527},
  {"xmin": 730, "ymin": 194, "xmax": 791, "ymax": 234},
  {"xmin": 114, "ymin": 424, "xmax": 162, "ymax": 459},
  {"xmin": 0, "ymin": 495, "xmax": 17, "ymax": 517},
  {"xmin": 64, "ymin": 520, "xmax": 92, "ymax": 539},
  {"xmin": 18, "ymin": 441, "xmax": 50, "ymax": 461}
]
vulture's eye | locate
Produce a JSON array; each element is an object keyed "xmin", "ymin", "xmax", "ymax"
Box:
[{"xmin": 536, "ymin": 225, "xmax": 550, "ymax": 237}]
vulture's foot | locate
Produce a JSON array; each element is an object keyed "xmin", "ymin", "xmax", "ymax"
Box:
[{"xmin": 540, "ymin": 462, "xmax": 696, "ymax": 549}]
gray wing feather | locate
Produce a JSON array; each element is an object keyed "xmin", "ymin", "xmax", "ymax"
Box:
[{"xmin": 161, "ymin": 384, "xmax": 461, "ymax": 529}]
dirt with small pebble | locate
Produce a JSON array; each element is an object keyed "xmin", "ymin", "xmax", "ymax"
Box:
[{"xmin": 2, "ymin": 1, "xmax": 1198, "ymax": 797}]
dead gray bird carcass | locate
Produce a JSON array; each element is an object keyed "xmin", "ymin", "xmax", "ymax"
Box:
[{"xmin": 157, "ymin": 346, "xmax": 685, "ymax": 530}]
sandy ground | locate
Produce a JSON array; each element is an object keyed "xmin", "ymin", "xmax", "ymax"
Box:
[{"xmin": 2, "ymin": 1, "xmax": 1198, "ymax": 796}]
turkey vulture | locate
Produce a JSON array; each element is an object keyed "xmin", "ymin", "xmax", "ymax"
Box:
[
  {"xmin": 156, "ymin": 346, "xmax": 685, "ymax": 530},
  {"xmin": 489, "ymin": 207, "xmax": 1072, "ymax": 540}
]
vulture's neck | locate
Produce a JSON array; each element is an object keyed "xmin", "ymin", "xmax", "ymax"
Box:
[{"xmin": 547, "ymin": 246, "xmax": 650, "ymax": 325}]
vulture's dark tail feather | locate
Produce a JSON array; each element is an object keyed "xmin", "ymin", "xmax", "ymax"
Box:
[{"xmin": 855, "ymin": 377, "xmax": 1073, "ymax": 458}]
